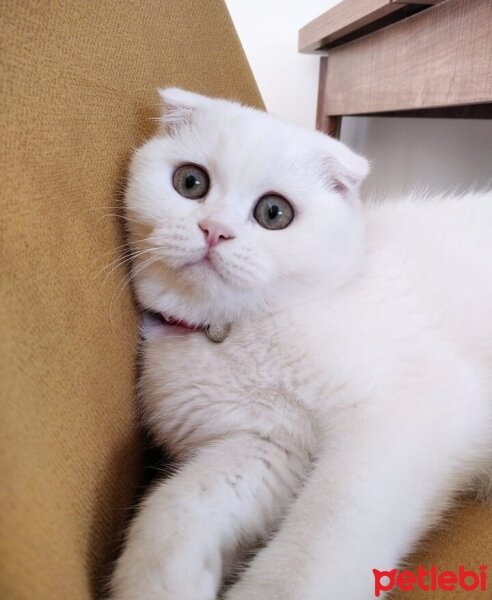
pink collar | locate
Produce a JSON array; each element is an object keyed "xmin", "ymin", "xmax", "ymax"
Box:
[
  {"xmin": 155, "ymin": 312, "xmax": 201, "ymax": 332},
  {"xmin": 154, "ymin": 312, "xmax": 231, "ymax": 343}
]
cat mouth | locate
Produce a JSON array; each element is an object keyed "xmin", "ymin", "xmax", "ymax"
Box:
[
  {"xmin": 192, "ymin": 254, "xmax": 215, "ymax": 272},
  {"xmin": 183, "ymin": 252, "xmax": 226, "ymax": 281},
  {"xmin": 171, "ymin": 246, "xmax": 234, "ymax": 286},
  {"xmin": 197, "ymin": 251, "xmax": 222, "ymax": 271}
]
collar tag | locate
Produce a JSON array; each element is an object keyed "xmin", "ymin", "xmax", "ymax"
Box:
[{"xmin": 206, "ymin": 323, "xmax": 231, "ymax": 343}]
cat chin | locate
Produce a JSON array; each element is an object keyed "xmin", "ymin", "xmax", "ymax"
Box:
[
  {"xmin": 184, "ymin": 257, "xmax": 243, "ymax": 289},
  {"xmin": 134, "ymin": 267, "xmax": 270, "ymax": 328},
  {"xmin": 135, "ymin": 253, "xmax": 360, "ymax": 329}
]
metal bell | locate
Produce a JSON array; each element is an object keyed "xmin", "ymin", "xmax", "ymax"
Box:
[{"xmin": 205, "ymin": 322, "xmax": 231, "ymax": 343}]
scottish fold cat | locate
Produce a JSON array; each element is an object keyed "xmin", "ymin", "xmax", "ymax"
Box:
[{"xmin": 110, "ymin": 88, "xmax": 492, "ymax": 600}]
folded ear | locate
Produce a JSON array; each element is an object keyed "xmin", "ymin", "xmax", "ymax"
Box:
[
  {"xmin": 158, "ymin": 88, "xmax": 210, "ymax": 134},
  {"xmin": 322, "ymin": 135, "xmax": 370, "ymax": 195}
]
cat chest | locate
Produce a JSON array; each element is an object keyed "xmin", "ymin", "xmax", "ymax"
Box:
[{"xmin": 145, "ymin": 328, "xmax": 318, "ymax": 419}]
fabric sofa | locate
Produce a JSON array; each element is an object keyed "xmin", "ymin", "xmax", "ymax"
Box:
[{"xmin": 1, "ymin": 1, "xmax": 489, "ymax": 598}]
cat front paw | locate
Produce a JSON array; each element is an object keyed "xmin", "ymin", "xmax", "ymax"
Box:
[
  {"xmin": 110, "ymin": 571, "xmax": 216, "ymax": 600},
  {"xmin": 109, "ymin": 546, "xmax": 220, "ymax": 600},
  {"xmin": 224, "ymin": 578, "xmax": 292, "ymax": 600}
]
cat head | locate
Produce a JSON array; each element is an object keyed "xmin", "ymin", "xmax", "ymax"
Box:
[{"xmin": 124, "ymin": 88, "xmax": 369, "ymax": 326}]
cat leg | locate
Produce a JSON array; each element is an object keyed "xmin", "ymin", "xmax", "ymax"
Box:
[
  {"xmin": 109, "ymin": 433, "xmax": 308, "ymax": 600},
  {"xmin": 224, "ymin": 370, "xmax": 488, "ymax": 599}
]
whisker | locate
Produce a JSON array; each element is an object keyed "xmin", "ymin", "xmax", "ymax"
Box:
[
  {"xmin": 98, "ymin": 213, "xmax": 151, "ymax": 227},
  {"xmin": 101, "ymin": 248, "xmax": 157, "ymax": 285},
  {"xmin": 111, "ymin": 254, "xmax": 161, "ymax": 313},
  {"xmin": 108, "ymin": 256, "xmax": 154, "ymax": 328},
  {"xmin": 94, "ymin": 241, "xmax": 158, "ymax": 284},
  {"xmin": 97, "ymin": 235, "xmax": 151, "ymax": 259}
]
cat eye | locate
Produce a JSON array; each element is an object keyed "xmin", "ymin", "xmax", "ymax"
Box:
[
  {"xmin": 254, "ymin": 194, "xmax": 294, "ymax": 230},
  {"xmin": 172, "ymin": 164, "xmax": 210, "ymax": 200}
]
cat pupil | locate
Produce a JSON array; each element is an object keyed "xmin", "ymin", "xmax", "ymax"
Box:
[
  {"xmin": 185, "ymin": 175, "xmax": 197, "ymax": 189},
  {"xmin": 268, "ymin": 205, "xmax": 280, "ymax": 219}
]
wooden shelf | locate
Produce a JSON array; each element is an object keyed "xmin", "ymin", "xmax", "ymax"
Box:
[
  {"xmin": 299, "ymin": 0, "xmax": 445, "ymax": 53},
  {"xmin": 300, "ymin": 0, "xmax": 492, "ymax": 136}
]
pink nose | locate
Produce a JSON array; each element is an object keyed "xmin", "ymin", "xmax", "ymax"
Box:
[{"xmin": 199, "ymin": 219, "xmax": 235, "ymax": 248}]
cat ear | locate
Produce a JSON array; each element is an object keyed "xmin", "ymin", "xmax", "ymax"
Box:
[
  {"xmin": 322, "ymin": 136, "xmax": 370, "ymax": 195},
  {"xmin": 158, "ymin": 88, "xmax": 210, "ymax": 135}
]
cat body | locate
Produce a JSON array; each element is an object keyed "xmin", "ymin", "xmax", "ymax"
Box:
[{"xmin": 110, "ymin": 89, "xmax": 492, "ymax": 600}]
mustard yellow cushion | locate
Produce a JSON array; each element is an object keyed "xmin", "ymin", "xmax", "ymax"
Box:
[{"xmin": 0, "ymin": 1, "xmax": 261, "ymax": 598}]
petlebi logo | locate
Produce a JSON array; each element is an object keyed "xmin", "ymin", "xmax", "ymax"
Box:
[{"xmin": 373, "ymin": 565, "xmax": 488, "ymax": 596}]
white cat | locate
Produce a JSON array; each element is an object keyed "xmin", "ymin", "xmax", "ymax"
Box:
[{"xmin": 110, "ymin": 88, "xmax": 492, "ymax": 600}]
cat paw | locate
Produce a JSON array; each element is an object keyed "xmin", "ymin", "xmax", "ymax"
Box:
[
  {"xmin": 110, "ymin": 550, "xmax": 220, "ymax": 600},
  {"xmin": 224, "ymin": 580, "xmax": 290, "ymax": 600},
  {"xmin": 110, "ymin": 574, "xmax": 216, "ymax": 600}
]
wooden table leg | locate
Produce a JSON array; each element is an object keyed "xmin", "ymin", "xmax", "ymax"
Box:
[{"xmin": 316, "ymin": 56, "xmax": 342, "ymax": 139}]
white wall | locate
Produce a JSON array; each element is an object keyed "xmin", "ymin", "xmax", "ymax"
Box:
[
  {"xmin": 226, "ymin": 0, "xmax": 492, "ymax": 197},
  {"xmin": 225, "ymin": 0, "xmax": 336, "ymax": 128}
]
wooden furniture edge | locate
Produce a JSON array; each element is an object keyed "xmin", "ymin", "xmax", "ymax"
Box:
[
  {"xmin": 319, "ymin": 0, "xmax": 492, "ymax": 117},
  {"xmin": 299, "ymin": 0, "xmax": 445, "ymax": 53},
  {"xmin": 316, "ymin": 57, "xmax": 342, "ymax": 137}
]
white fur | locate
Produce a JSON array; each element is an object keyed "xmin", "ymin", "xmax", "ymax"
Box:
[{"xmin": 110, "ymin": 89, "xmax": 492, "ymax": 600}]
